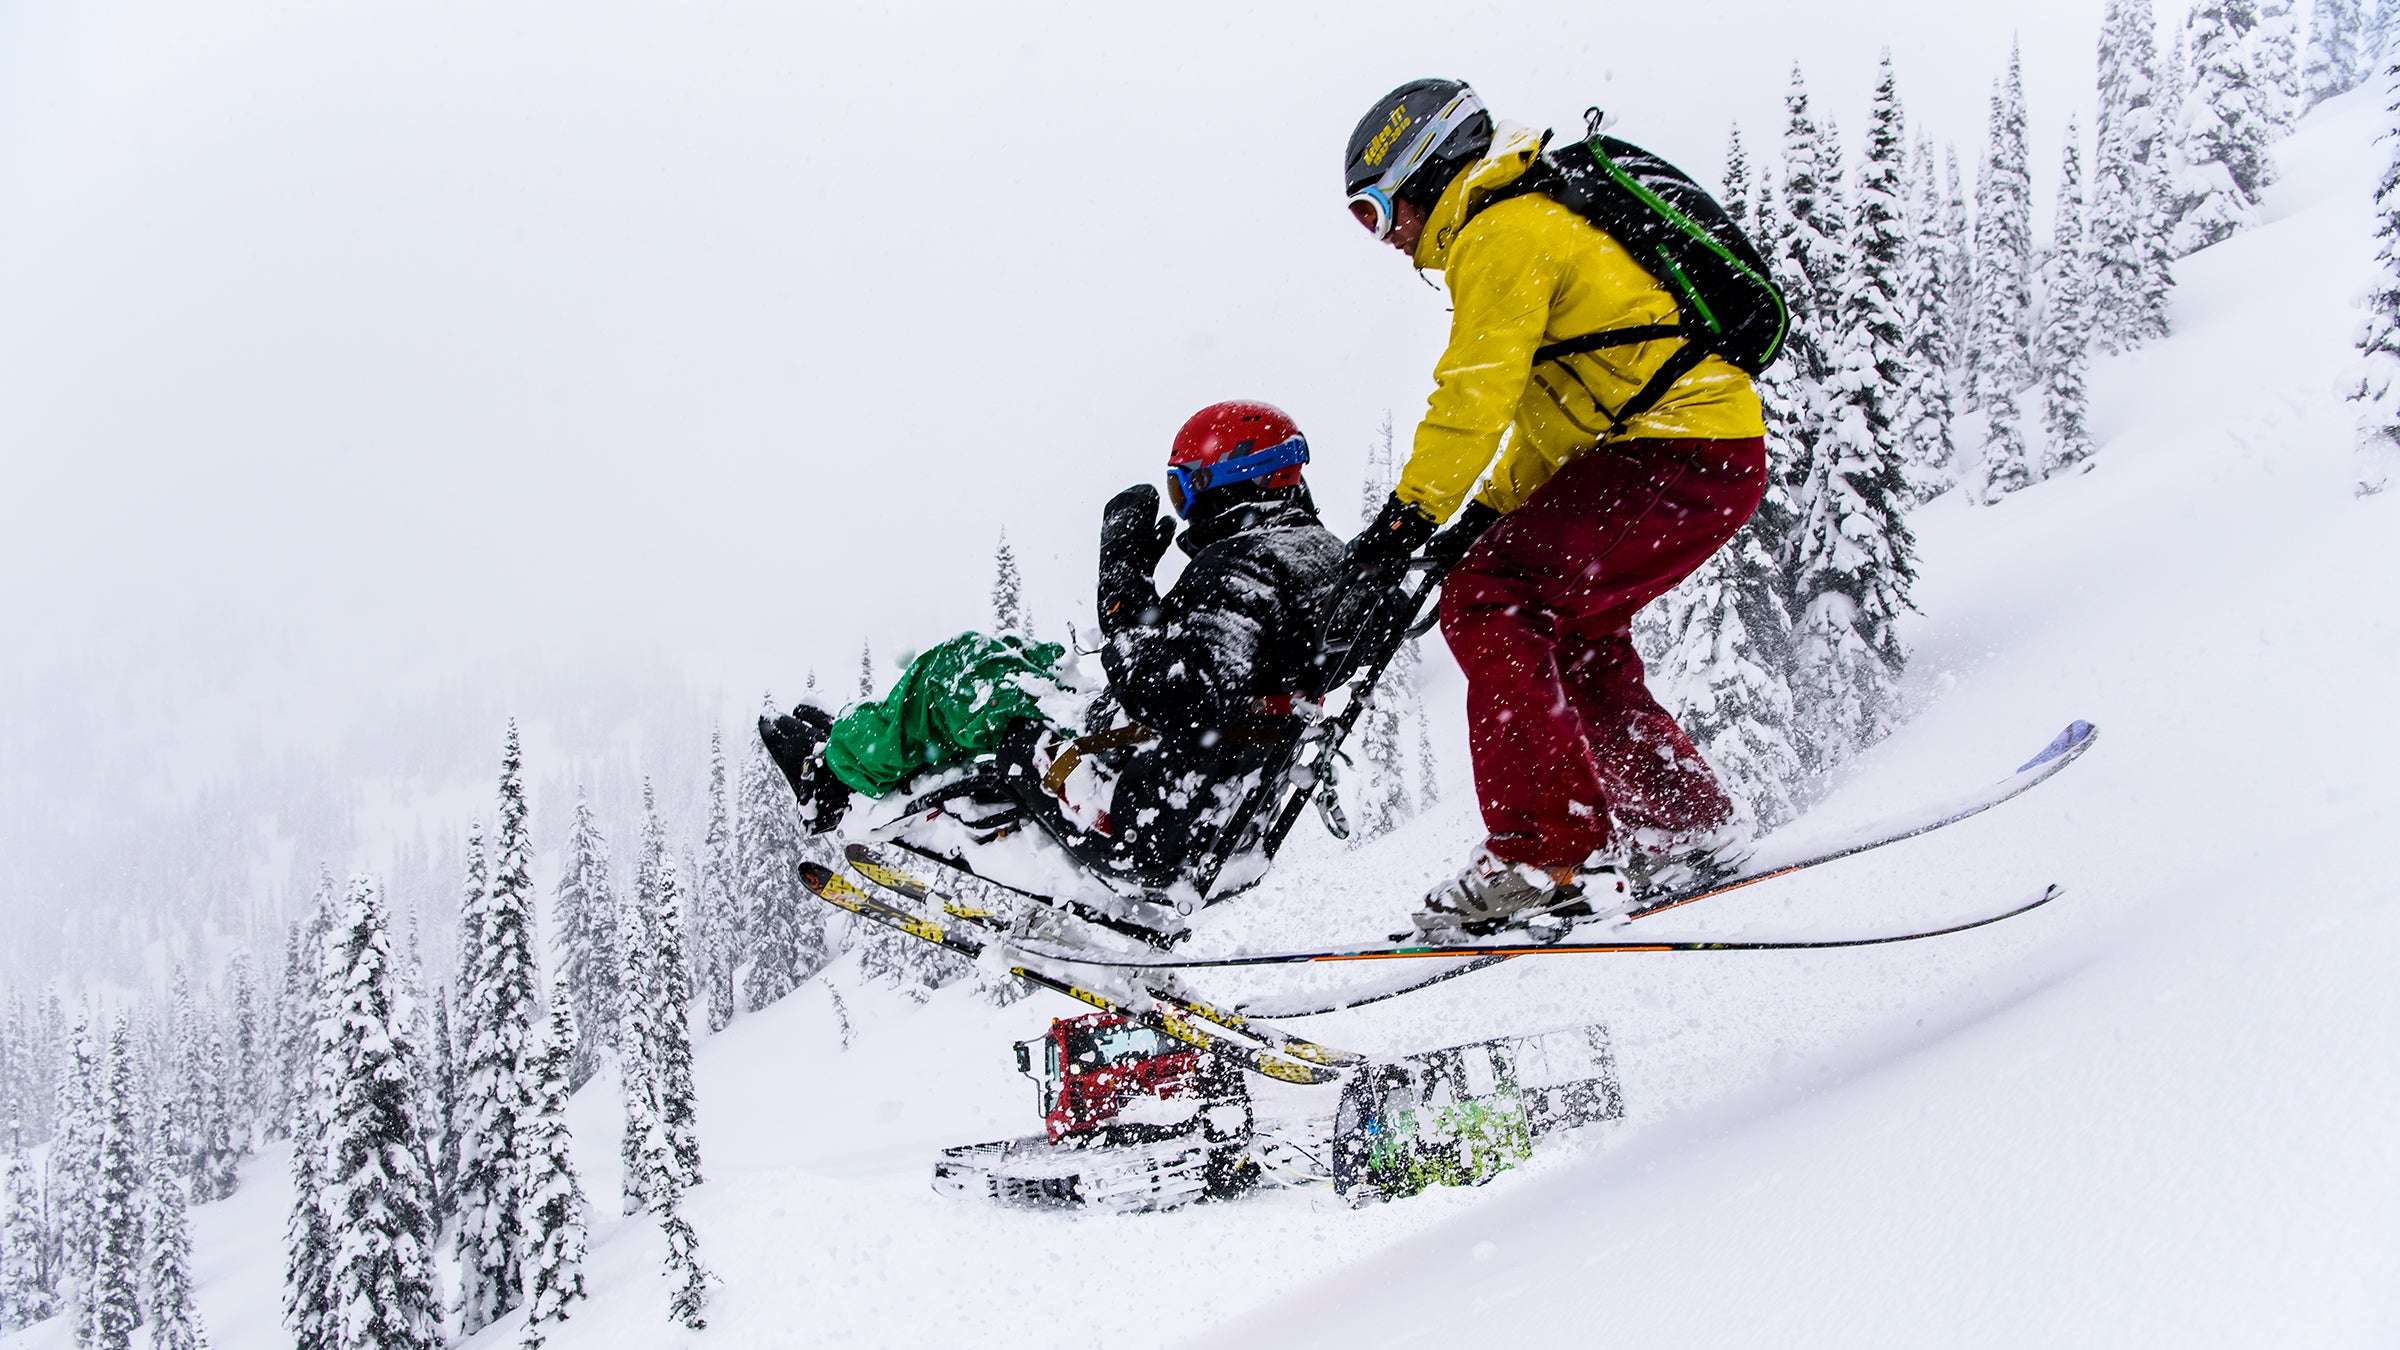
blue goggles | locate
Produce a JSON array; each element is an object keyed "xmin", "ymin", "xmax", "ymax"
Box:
[{"xmin": 1164, "ymin": 434, "xmax": 1310, "ymax": 518}]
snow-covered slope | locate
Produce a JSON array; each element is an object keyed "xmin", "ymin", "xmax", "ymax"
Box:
[{"xmin": 15, "ymin": 84, "xmax": 2394, "ymax": 1350}]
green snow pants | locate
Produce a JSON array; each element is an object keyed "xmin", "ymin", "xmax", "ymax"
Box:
[{"xmin": 822, "ymin": 632, "xmax": 1068, "ymax": 798}]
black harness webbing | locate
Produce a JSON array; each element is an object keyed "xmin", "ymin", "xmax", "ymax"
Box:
[{"xmin": 1534, "ymin": 327, "xmax": 1714, "ymax": 435}]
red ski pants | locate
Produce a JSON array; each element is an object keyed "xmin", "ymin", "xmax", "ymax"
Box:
[{"xmin": 1438, "ymin": 436, "xmax": 1768, "ymax": 868}]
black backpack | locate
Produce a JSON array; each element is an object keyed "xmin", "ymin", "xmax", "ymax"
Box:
[{"xmin": 1463, "ymin": 114, "xmax": 1789, "ymax": 432}]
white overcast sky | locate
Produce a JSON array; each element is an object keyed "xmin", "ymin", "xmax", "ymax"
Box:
[{"xmin": 0, "ymin": 0, "xmax": 2156, "ymax": 818}]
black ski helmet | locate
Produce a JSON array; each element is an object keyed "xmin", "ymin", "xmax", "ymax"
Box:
[{"xmin": 1344, "ymin": 78, "xmax": 1495, "ymax": 215}]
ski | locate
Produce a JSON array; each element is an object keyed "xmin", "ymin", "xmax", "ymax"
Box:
[
  {"xmin": 878, "ymin": 833, "xmax": 1190, "ymax": 947},
  {"xmin": 1010, "ymin": 720, "xmax": 2096, "ymax": 974},
  {"xmin": 840, "ymin": 845, "xmax": 1365, "ymax": 1069},
  {"xmin": 796, "ymin": 861, "xmax": 1342, "ymax": 1085},
  {"xmin": 1010, "ymin": 884, "xmax": 2059, "ymax": 968}
]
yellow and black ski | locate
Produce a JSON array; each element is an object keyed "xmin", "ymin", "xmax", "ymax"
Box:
[
  {"xmin": 796, "ymin": 860, "xmax": 1339, "ymax": 1086},
  {"xmin": 842, "ymin": 844, "xmax": 1363, "ymax": 1069}
]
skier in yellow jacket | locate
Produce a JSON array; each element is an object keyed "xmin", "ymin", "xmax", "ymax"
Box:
[{"xmin": 1334, "ymin": 79, "xmax": 1770, "ymax": 937}]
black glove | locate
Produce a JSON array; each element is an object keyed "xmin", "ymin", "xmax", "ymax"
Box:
[
  {"xmin": 1311, "ymin": 495, "xmax": 1437, "ymax": 697},
  {"xmin": 1419, "ymin": 499, "xmax": 1502, "ymax": 577},
  {"xmin": 1099, "ymin": 483, "xmax": 1179, "ymax": 634},
  {"xmin": 1347, "ymin": 491, "xmax": 1439, "ymax": 576},
  {"xmin": 1101, "ymin": 483, "xmax": 1179, "ymax": 577}
]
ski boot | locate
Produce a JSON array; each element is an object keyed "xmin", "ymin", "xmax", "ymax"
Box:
[
  {"xmin": 1409, "ymin": 846, "xmax": 1617, "ymax": 942},
  {"xmin": 1621, "ymin": 817, "xmax": 1754, "ymax": 905},
  {"xmin": 757, "ymin": 704, "xmax": 853, "ymax": 835}
]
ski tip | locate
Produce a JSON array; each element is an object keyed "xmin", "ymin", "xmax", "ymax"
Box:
[
  {"xmin": 2017, "ymin": 719, "xmax": 2099, "ymax": 774},
  {"xmin": 799, "ymin": 860, "xmax": 835, "ymax": 887},
  {"xmin": 843, "ymin": 841, "xmax": 878, "ymax": 864}
]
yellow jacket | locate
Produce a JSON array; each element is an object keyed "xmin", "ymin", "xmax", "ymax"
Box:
[{"xmin": 1398, "ymin": 125, "xmax": 1766, "ymax": 522}]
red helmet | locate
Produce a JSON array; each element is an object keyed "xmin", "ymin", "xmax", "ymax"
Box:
[{"xmin": 1165, "ymin": 401, "xmax": 1309, "ymax": 517}]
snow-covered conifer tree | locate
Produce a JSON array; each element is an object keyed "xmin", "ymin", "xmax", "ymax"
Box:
[
  {"xmin": 280, "ymin": 932, "xmax": 334, "ymax": 1350},
  {"xmin": 229, "ymin": 953, "xmax": 267, "ymax": 1147},
  {"xmin": 991, "ymin": 531, "xmax": 1031, "ymax": 638},
  {"xmin": 270, "ymin": 919, "xmax": 310, "ymax": 1141},
  {"xmin": 454, "ymin": 724, "xmax": 538, "ymax": 1334},
  {"xmin": 2257, "ymin": 0, "xmax": 2305, "ymax": 132},
  {"xmin": 1980, "ymin": 380, "xmax": 2036, "ymax": 497},
  {"xmin": 1787, "ymin": 92, "xmax": 1920, "ymax": 768},
  {"xmin": 85, "ymin": 1035, "xmax": 139, "ymax": 1350},
  {"xmin": 517, "ymin": 1000, "xmax": 587, "ymax": 1350},
  {"xmin": 2042, "ymin": 118, "xmax": 2098, "ymax": 476},
  {"xmin": 2093, "ymin": 0, "xmax": 2179, "ymax": 352},
  {"xmin": 2173, "ymin": 0, "xmax": 2277, "ymax": 254},
  {"xmin": 649, "ymin": 856, "xmax": 702, "ymax": 1192},
  {"xmin": 1944, "ymin": 146, "xmax": 1977, "ymax": 401},
  {"xmin": 2370, "ymin": 0, "xmax": 2400, "ymax": 60},
  {"xmin": 2090, "ymin": 116, "xmax": 2173, "ymax": 353},
  {"xmin": 1753, "ymin": 176, "xmax": 1827, "ymax": 549},
  {"xmin": 616, "ymin": 883, "xmax": 656, "ymax": 1219},
  {"xmin": 1642, "ymin": 508, "xmax": 1804, "ymax": 830},
  {"xmin": 2100, "ymin": 0, "xmax": 2166, "ymax": 166},
  {"xmin": 194, "ymin": 1028, "xmax": 238, "ymax": 1203},
  {"xmin": 2305, "ymin": 0, "xmax": 2367, "ymax": 104},
  {"xmin": 1898, "ymin": 137, "xmax": 1960, "ymax": 498},
  {"xmin": 53, "ymin": 1013, "xmax": 102, "ymax": 1342},
  {"xmin": 1780, "ymin": 67, "xmax": 1852, "ymax": 325},
  {"xmin": 857, "ymin": 641, "xmax": 874, "ymax": 699},
  {"xmin": 2346, "ymin": 70, "xmax": 2400, "ymax": 494},
  {"xmin": 1846, "ymin": 52, "xmax": 1917, "ymax": 492},
  {"xmin": 87, "ymin": 1024, "xmax": 142, "ymax": 1350},
  {"xmin": 141, "ymin": 1124, "xmax": 205, "ymax": 1350},
  {"xmin": 426, "ymin": 986, "xmax": 459, "ymax": 1232},
  {"xmin": 321, "ymin": 877, "xmax": 440, "ymax": 1350},
  {"xmin": 167, "ymin": 962, "xmax": 202, "ymax": 1179},
  {"xmin": 2163, "ymin": 27, "xmax": 2192, "ymax": 134},
  {"xmin": 700, "ymin": 734, "xmax": 738, "ymax": 1035},
  {"xmin": 644, "ymin": 1065, "xmax": 711, "ymax": 1336},
  {"xmin": 1722, "ymin": 124, "xmax": 1752, "ymax": 230},
  {"xmin": 737, "ymin": 708, "xmax": 814, "ymax": 1011},
  {"xmin": 3, "ymin": 1139, "xmax": 52, "ymax": 1330},
  {"xmin": 552, "ymin": 791, "xmax": 618, "ymax": 1089},
  {"xmin": 1353, "ymin": 414, "xmax": 1412, "ymax": 841},
  {"xmin": 1972, "ymin": 44, "xmax": 2037, "ymax": 404},
  {"xmin": 1757, "ymin": 71, "xmax": 1840, "ymax": 514}
]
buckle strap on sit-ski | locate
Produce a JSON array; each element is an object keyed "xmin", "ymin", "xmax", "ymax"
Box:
[{"xmin": 1040, "ymin": 723, "xmax": 1157, "ymax": 795}]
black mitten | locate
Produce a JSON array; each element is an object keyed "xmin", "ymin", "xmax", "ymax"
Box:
[
  {"xmin": 1101, "ymin": 483, "xmax": 1179, "ymax": 576},
  {"xmin": 1419, "ymin": 499, "xmax": 1502, "ymax": 577}
]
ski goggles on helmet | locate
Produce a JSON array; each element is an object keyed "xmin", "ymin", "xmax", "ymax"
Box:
[
  {"xmin": 1164, "ymin": 434, "xmax": 1310, "ymax": 518},
  {"xmin": 1346, "ymin": 86, "xmax": 1486, "ymax": 240}
]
